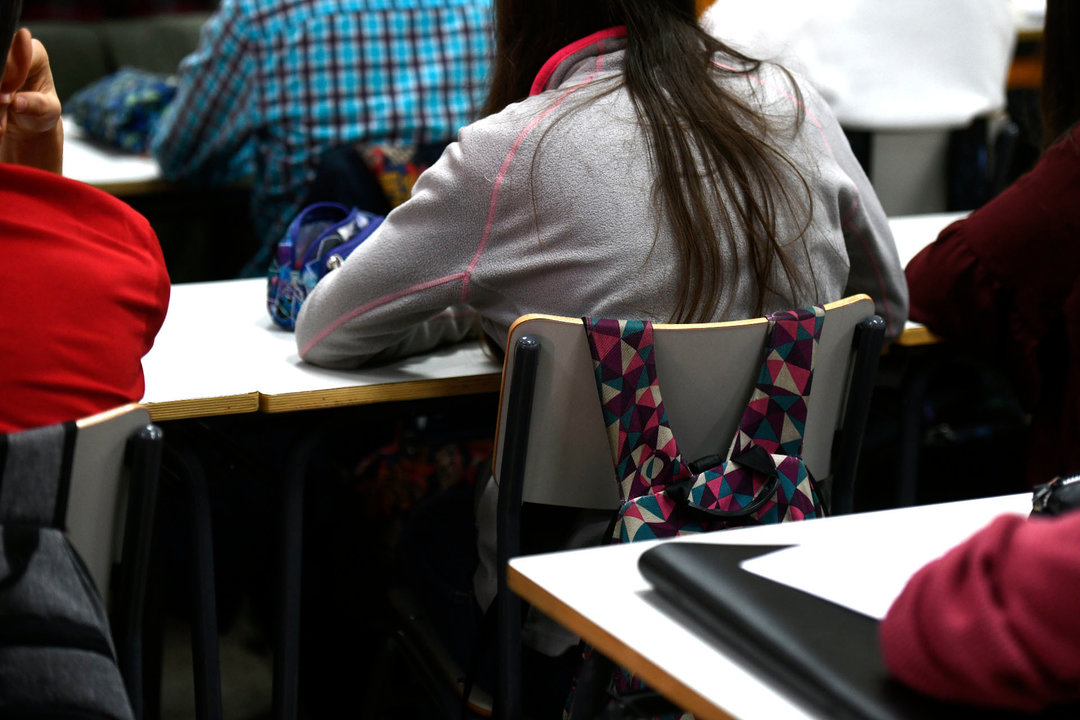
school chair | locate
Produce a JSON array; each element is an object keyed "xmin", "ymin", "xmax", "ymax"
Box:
[
  {"xmin": 1, "ymin": 403, "xmax": 164, "ymax": 719},
  {"xmin": 493, "ymin": 295, "xmax": 885, "ymax": 719},
  {"xmin": 380, "ymin": 296, "xmax": 884, "ymax": 718},
  {"xmin": 154, "ymin": 433, "xmax": 225, "ymax": 720}
]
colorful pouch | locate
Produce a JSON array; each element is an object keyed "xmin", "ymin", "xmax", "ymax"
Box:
[
  {"xmin": 266, "ymin": 202, "xmax": 384, "ymax": 330},
  {"xmin": 67, "ymin": 67, "xmax": 178, "ymax": 153}
]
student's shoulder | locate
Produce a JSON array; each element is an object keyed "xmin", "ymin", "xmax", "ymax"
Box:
[
  {"xmin": 0, "ymin": 165, "xmax": 157, "ymax": 239},
  {"xmin": 730, "ymin": 57, "xmax": 826, "ymax": 113},
  {"xmin": 453, "ymin": 103, "xmax": 531, "ymax": 160},
  {"xmin": 456, "ymin": 89, "xmax": 598, "ymax": 156},
  {"xmin": 212, "ymin": 0, "xmax": 326, "ymax": 32}
]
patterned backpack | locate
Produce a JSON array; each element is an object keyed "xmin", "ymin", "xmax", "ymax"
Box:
[{"xmin": 566, "ymin": 306, "xmax": 827, "ymax": 717}]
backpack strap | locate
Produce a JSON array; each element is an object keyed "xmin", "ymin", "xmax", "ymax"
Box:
[
  {"xmin": 583, "ymin": 307, "xmax": 825, "ymax": 507},
  {"xmin": 0, "ymin": 421, "xmax": 77, "ymax": 528},
  {"xmin": 582, "ymin": 318, "xmax": 690, "ymax": 503},
  {"xmin": 727, "ymin": 305, "xmax": 826, "ymax": 462},
  {"xmin": 677, "ymin": 306, "xmax": 826, "ymax": 518}
]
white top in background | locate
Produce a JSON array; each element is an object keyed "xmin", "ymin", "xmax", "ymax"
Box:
[{"xmin": 701, "ymin": 0, "xmax": 1018, "ymax": 130}]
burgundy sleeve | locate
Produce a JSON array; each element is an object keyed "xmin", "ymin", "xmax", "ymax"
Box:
[
  {"xmin": 880, "ymin": 511, "xmax": 1080, "ymax": 712},
  {"xmin": 904, "ymin": 219, "xmax": 1001, "ymax": 341},
  {"xmin": 905, "ymin": 126, "xmax": 1080, "ymax": 406}
]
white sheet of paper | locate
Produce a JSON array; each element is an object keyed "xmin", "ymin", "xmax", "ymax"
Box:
[{"xmin": 739, "ymin": 519, "xmax": 1007, "ymax": 620}]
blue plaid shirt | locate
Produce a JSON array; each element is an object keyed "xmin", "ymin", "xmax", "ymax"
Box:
[{"xmin": 149, "ymin": 0, "xmax": 492, "ymax": 274}]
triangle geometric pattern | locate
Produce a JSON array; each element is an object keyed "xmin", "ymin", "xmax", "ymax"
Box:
[
  {"xmin": 584, "ymin": 318, "xmax": 685, "ymax": 503},
  {"xmin": 583, "ymin": 306, "xmax": 827, "ymax": 546},
  {"xmin": 579, "ymin": 307, "xmax": 828, "ymax": 710}
]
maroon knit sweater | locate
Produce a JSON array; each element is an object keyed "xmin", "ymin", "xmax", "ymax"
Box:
[{"xmin": 881, "ymin": 511, "xmax": 1080, "ymax": 712}]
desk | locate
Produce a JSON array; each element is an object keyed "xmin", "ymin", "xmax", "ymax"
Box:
[
  {"xmin": 1011, "ymin": 0, "xmax": 1045, "ymax": 43},
  {"xmin": 140, "ymin": 278, "xmax": 503, "ymax": 421},
  {"xmin": 62, "ymin": 118, "xmax": 169, "ymax": 195},
  {"xmin": 141, "ymin": 210, "xmax": 953, "ymax": 421},
  {"xmin": 139, "ymin": 278, "xmax": 502, "ymax": 720},
  {"xmin": 509, "ymin": 493, "xmax": 1031, "ymax": 720},
  {"xmin": 887, "ymin": 211, "xmax": 965, "ymax": 347},
  {"xmin": 137, "ymin": 216, "xmax": 943, "ymax": 717},
  {"xmin": 887, "ymin": 211, "xmax": 964, "ymax": 269}
]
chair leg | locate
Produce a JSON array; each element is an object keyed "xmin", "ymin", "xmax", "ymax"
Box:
[
  {"xmin": 141, "ymin": 568, "xmax": 164, "ymax": 720},
  {"xmin": 897, "ymin": 366, "xmax": 929, "ymax": 508},
  {"xmin": 496, "ymin": 336, "xmax": 541, "ymax": 720},
  {"xmin": 165, "ymin": 446, "xmax": 224, "ymax": 720},
  {"xmin": 830, "ymin": 316, "xmax": 885, "ymax": 515},
  {"xmin": 273, "ymin": 430, "xmax": 321, "ymax": 720},
  {"xmin": 112, "ymin": 424, "xmax": 164, "ymax": 720}
]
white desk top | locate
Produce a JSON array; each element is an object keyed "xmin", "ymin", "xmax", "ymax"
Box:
[
  {"xmin": 887, "ymin": 211, "xmax": 966, "ymax": 346},
  {"xmin": 140, "ymin": 212, "xmax": 955, "ymax": 419},
  {"xmin": 887, "ymin": 211, "xmax": 965, "ymax": 269},
  {"xmin": 509, "ymin": 493, "xmax": 1031, "ymax": 720},
  {"xmin": 140, "ymin": 278, "xmax": 502, "ymax": 421},
  {"xmin": 61, "ymin": 117, "xmax": 168, "ymax": 195}
]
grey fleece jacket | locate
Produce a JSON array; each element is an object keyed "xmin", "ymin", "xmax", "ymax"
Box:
[{"xmin": 295, "ymin": 28, "xmax": 908, "ymax": 368}]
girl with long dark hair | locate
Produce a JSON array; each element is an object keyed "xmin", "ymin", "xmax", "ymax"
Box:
[
  {"xmin": 294, "ymin": 0, "xmax": 906, "ymax": 367},
  {"xmin": 294, "ymin": 2, "xmax": 906, "ymax": 710}
]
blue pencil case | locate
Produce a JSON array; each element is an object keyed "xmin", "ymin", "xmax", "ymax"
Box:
[{"xmin": 267, "ymin": 202, "xmax": 384, "ymax": 330}]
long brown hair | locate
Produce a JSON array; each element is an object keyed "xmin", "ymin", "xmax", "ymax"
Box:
[{"xmin": 485, "ymin": 0, "xmax": 813, "ymax": 322}]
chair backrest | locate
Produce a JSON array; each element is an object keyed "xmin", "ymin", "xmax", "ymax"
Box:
[
  {"xmin": 493, "ymin": 294, "xmax": 882, "ymax": 513},
  {"xmin": 0, "ymin": 404, "xmax": 162, "ymax": 717},
  {"xmin": 1, "ymin": 404, "xmax": 162, "ymax": 604},
  {"xmin": 65, "ymin": 404, "xmax": 160, "ymax": 603},
  {"xmin": 0, "ymin": 403, "xmax": 161, "ymax": 604},
  {"xmin": 27, "ymin": 12, "xmax": 212, "ymax": 102},
  {"xmin": 489, "ymin": 295, "xmax": 884, "ymax": 719}
]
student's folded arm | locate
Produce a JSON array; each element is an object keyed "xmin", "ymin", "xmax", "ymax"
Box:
[
  {"xmin": 904, "ymin": 221, "xmax": 1002, "ymax": 345},
  {"xmin": 316, "ymin": 305, "xmax": 479, "ymax": 368},
  {"xmin": 294, "ymin": 136, "xmax": 493, "ymax": 369},
  {"xmin": 149, "ymin": 1, "xmax": 256, "ymax": 185},
  {"xmin": 880, "ymin": 512, "xmax": 1080, "ymax": 712}
]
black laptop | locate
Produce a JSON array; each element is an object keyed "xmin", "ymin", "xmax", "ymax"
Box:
[{"xmin": 638, "ymin": 542, "xmax": 1074, "ymax": 720}]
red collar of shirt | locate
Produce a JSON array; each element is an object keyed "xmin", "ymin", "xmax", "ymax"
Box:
[{"xmin": 529, "ymin": 26, "xmax": 628, "ymax": 96}]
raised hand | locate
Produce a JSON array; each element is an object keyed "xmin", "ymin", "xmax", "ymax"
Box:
[{"xmin": 0, "ymin": 30, "xmax": 62, "ymax": 174}]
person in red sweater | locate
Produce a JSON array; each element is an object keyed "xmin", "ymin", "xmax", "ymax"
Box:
[
  {"xmin": 0, "ymin": 0, "xmax": 170, "ymax": 432},
  {"xmin": 904, "ymin": 0, "xmax": 1080, "ymax": 487},
  {"xmin": 884, "ymin": 2, "xmax": 1080, "ymax": 709},
  {"xmin": 881, "ymin": 509, "xmax": 1080, "ymax": 712}
]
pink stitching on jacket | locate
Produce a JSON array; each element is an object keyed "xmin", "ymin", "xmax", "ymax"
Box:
[
  {"xmin": 304, "ymin": 34, "xmax": 618, "ymax": 359},
  {"xmin": 714, "ymin": 60, "xmax": 834, "ymax": 158},
  {"xmin": 300, "ymin": 272, "xmax": 466, "ymax": 357},
  {"xmin": 462, "ymin": 50, "xmax": 610, "ymax": 302}
]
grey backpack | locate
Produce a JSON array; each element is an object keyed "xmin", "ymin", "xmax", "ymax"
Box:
[{"xmin": 0, "ymin": 421, "xmax": 135, "ymax": 719}]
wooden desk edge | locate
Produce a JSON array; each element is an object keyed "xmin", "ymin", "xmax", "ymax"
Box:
[
  {"xmin": 893, "ymin": 325, "xmax": 941, "ymax": 348},
  {"xmin": 259, "ymin": 372, "xmax": 501, "ymax": 413},
  {"xmin": 87, "ymin": 179, "xmax": 177, "ymax": 197},
  {"xmin": 141, "ymin": 391, "xmax": 261, "ymax": 422},
  {"xmin": 507, "ymin": 564, "xmax": 737, "ymax": 720}
]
